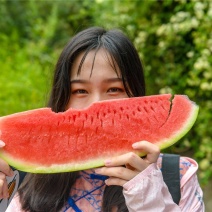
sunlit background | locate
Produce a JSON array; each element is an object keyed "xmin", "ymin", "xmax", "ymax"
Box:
[{"xmin": 0, "ymin": 0, "xmax": 211, "ymax": 209}]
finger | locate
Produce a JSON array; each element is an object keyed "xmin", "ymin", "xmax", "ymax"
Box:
[
  {"xmin": 105, "ymin": 152, "xmax": 148, "ymax": 171},
  {"xmin": 0, "ymin": 158, "xmax": 14, "ymax": 177},
  {"xmin": 2, "ymin": 178, "xmax": 9, "ymax": 199},
  {"xmin": 0, "ymin": 178, "xmax": 3, "ymax": 199},
  {"xmin": 95, "ymin": 166, "xmax": 137, "ymax": 181},
  {"xmin": 0, "ymin": 173, "xmax": 8, "ymax": 199},
  {"xmin": 125, "ymin": 163, "xmax": 136, "ymax": 171},
  {"xmin": 0, "ymin": 182, "xmax": 3, "ymax": 199},
  {"xmin": 132, "ymin": 141, "xmax": 160, "ymax": 163},
  {"xmin": 105, "ymin": 177, "xmax": 127, "ymax": 186}
]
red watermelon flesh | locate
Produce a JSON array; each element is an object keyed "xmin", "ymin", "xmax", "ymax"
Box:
[{"xmin": 0, "ymin": 94, "xmax": 199, "ymax": 173}]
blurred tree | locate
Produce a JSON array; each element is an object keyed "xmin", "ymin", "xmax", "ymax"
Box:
[{"xmin": 0, "ymin": 0, "xmax": 94, "ymax": 114}]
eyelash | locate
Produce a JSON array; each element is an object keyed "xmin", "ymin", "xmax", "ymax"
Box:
[
  {"xmin": 72, "ymin": 89, "xmax": 87, "ymax": 94},
  {"xmin": 107, "ymin": 87, "xmax": 124, "ymax": 92},
  {"xmin": 71, "ymin": 87, "xmax": 125, "ymax": 95}
]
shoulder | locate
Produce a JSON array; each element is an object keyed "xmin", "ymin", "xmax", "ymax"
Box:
[
  {"xmin": 157, "ymin": 154, "xmax": 199, "ymax": 180},
  {"xmin": 6, "ymin": 194, "xmax": 23, "ymax": 212}
]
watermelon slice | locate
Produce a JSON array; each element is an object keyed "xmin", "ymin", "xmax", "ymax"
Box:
[{"xmin": 0, "ymin": 94, "xmax": 198, "ymax": 173}]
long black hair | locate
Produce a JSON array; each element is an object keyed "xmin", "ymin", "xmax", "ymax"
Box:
[{"xmin": 18, "ymin": 27, "xmax": 145, "ymax": 212}]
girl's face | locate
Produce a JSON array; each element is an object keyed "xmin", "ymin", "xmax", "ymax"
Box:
[{"xmin": 66, "ymin": 49, "xmax": 128, "ymax": 109}]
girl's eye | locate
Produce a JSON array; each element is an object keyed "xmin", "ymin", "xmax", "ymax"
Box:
[
  {"xmin": 107, "ymin": 88, "xmax": 124, "ymax": 93},
  {"xmin": 72, "ymin": 89, "xmax": 88, "ymax": 94}
]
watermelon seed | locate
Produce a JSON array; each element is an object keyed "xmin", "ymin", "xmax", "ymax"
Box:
[
  {"xmin": 85, "ymin": 113, "xmax": 88, "ymax": 119},
  {"xmin": 137, "ymin": 106, "xmax": 141, "ymax": 112},
  {"xmin": 161, "ymin": 104, "xmax": 167, "ymax": 111},
  {"xmin": 120, "ymin": 107, "xmax": 124, "ymax": 111},
  {"xmin": 61, "ymin": 115, "xmax": 66, "ymax": 123},
  {"xmin": 67, "ymin": 116, "xmax": 72, "ymax": 123},
  {"xmin": 95, "ymin": 127, "xmax": 99, "ymax": 133},
  {"xmin": 150, "ymin": 106, "xmax": 155, "ymax": 112},
  {"xmin": 90, "ymin": 116, "xmax": 93, "ymax": 124}
]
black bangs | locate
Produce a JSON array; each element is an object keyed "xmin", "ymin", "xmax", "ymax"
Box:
[
  {"xmin": 77, "ymin": 46, "xmax": 99, "ymax": 77},
  {"xmin": 76, "ymin": 46, "xmax": 120, "ymax": 80},
  {"xmin": 75, "ymin": 30, "xmax": 135, "ymax": 97},
  {"xmin": 101, "ymin": 33, "xmax": 134, "ymax": 97},
  {"xmin": 106, "ymin": 48, "xmax": 133, "ymax": 97}
]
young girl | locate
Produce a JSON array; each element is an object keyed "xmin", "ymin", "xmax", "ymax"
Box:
[{"xmin": 1, "ymin": 27, "xmax": 204, "ymax": 211}]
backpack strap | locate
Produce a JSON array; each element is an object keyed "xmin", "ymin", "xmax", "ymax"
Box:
[{"xmin": 161, "ymin": 153, "xmax": 181, "ymax": 205}]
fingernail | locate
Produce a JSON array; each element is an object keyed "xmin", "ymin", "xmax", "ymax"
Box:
[
  {"xmin": 0, "ymin": 140, "xmax": 5, "ymax": 147},
  {"xmin": 104, "ymin": 159, "xmax": 111, "ymax": 166},
  {"xmin": 132, "ymin": 143, "xmax": 138, "ymax": 148}
]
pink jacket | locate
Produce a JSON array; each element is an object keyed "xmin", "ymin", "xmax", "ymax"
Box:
[{"xmin": 6, "ymin": 156, "xmax": 204, "ymax": 212}]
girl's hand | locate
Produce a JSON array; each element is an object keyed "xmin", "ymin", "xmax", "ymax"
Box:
[
  {"xmin": 95, "ymin": 141, "xmax": 160, "ymax": 186},
  {"xmin": 0, "ymin": 140, "xmax": 14, "ymax": 199}
]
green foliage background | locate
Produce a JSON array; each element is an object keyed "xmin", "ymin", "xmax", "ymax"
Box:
[{"xmin": 0, "ymin": 0, "xmax": 211, "ymax": 184}]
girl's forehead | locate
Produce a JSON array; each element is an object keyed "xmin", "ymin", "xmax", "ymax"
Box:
[{"xmin": 71, "ymin": 48, "xmax": 120, "ymax": 78}]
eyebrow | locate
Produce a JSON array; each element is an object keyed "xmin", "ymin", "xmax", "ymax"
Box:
[{"xmin": 70, "ymin": 78, "xmax": 123, "ymax": 84}]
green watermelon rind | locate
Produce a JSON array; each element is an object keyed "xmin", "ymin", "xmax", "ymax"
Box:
[
  {"xmin": 157, "ymin": 103, "xmax": 199, "ymax": 150},
  {"xmin": 0, "ymin": 152, "xmax": 106, "ymax": 173},
  {"xmin": 0, "ymin": 102, "xmax": 199, "ymax": 173}
]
